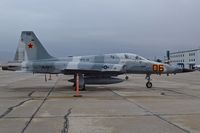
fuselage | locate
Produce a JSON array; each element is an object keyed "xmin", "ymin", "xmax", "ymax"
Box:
[{"xmin": 20, "ymin": 53, "xmax": 181, "ymax": 75}]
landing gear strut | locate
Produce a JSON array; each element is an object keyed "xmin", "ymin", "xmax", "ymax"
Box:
[
  {"xmin": 124, "ymin": 65, "xmax": 128, "ymax": 80},
  {"xmin": 145, "ymin": 74, "xmax": 152, "ymax": 88}
]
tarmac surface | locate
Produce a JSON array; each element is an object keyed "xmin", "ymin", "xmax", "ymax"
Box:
[{"xmin": 0, "ymin": 68, "xmax": 200, "ymax": 133}]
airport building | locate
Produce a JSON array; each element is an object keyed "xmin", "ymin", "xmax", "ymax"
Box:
[{"xmin": 169, "ymin": 48, "xmax": 200, "ymax": 69}]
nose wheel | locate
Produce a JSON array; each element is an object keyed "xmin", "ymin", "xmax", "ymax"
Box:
[
  {"xmin": 146, "ymin": 81, "xmax": 152, "ymax": 88},
  {"xmin": 145, "ymin": 74, "xmax": 152, "ymax": 88}
]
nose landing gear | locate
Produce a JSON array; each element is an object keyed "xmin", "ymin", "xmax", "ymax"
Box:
[
  {"xmin": 146, "ymin": 81, "xmax": 152, "ymax": 88},
  {"xmin": 145, "ymin": 74, "xmax": 152, "ymax": 88}
]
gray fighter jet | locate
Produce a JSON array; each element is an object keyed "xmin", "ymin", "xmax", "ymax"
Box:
[{"xmin": 2, "ymin": 31, "xmax": 193, "ymax": 90}]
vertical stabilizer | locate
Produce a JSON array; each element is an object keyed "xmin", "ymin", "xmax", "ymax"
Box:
[
  {"xmin": 14, "ymin": 39, "xmax": 25, "ymax": 62},
  {"xmin": 21, "ymin": 31, "xmax": 53, "ymax": 61}
]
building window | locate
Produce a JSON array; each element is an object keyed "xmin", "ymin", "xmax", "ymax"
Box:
[
  {"xmin": 189, "ymin": 59, "xmax": 195, "ymax": 62},
  {"xmin": 189, "ymin": 53, "xmax": 195, "ymax": 56}
]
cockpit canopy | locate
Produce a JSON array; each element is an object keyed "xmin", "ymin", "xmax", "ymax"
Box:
[
  {"xmin": 107, "ymin": 53, "xmax": 147, "ymax": 61},
  {"xmin": 123, "ymin": 53, "xmax": 146, "ymax": 60}
]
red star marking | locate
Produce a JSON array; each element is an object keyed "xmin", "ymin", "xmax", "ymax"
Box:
[{"xmin": 28, "ymin": 43, "xmax": 33, "ymax": 48}]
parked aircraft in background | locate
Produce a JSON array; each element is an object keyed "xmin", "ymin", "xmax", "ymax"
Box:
[
  {"xmin": 2, "ymin": 31, "xmax": 193, "ymax": 90},
  {"xmin": 195, "ymin": 65, "xmax": 200, "ymax": 70}
]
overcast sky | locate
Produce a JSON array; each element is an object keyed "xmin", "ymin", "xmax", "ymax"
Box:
[{"xmin": 0, "ymin": 0, "xmax": 200, "ymax": 61}]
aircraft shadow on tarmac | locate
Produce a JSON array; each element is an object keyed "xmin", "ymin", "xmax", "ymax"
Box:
[{"xmin": 6, "ymin": 84, "xmax": 152, "ymax": 93}]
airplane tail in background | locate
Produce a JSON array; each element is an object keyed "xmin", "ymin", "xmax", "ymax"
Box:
[
  {"xmin": 21, "ymin": 31, "xmax": 53, "ymax": 61},
  {"xmin": 14, "ymin": 39, "xmax": 25, "ymax": 62}
]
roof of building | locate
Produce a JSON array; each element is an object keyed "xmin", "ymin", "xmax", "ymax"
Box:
[{"xmin": 170, "ymin": 48, "xmax": 200, "ymax": 54}]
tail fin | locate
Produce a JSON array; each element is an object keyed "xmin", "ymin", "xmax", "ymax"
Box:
[
  {"xmin": 21, "ymin": 31, "xmax": 53, "ymax": 61},
  {"xmin": 14, "ymin": 39, "xmax": 25, "ymax": 62}
]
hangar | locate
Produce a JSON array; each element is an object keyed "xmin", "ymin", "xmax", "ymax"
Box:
[{"xmin": 169, "ymin": 48, "xmax": 200, "ymax": 69}]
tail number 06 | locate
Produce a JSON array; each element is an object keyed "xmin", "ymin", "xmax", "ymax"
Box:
[{"xmin": 152, "ymin": 64, "xmax": 164, "ymax": 72}]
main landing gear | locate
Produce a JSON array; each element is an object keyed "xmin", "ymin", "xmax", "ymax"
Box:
[
  {"xmin": 145, "ymin": 74, "xmax": 152, "ymax": 88},
  {"xmin": 125, "ymin": 75, "xmax": 129, "ymax": 80}
]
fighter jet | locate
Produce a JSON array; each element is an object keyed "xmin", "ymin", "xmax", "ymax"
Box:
[{"xmin": 2, "ymin": 31, "xmax": 193, "ymax": 90}]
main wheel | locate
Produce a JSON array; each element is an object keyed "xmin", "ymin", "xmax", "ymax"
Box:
[
  {"xmin": 146, "ymin": 82, "xmax": 152, "ymax": 88},
  {"xmin": 74, "ymin": 85, "xmax": 86, "ymax": 91},
  {"xmin": 80, "ymin": 84, "xmax": 86, "ymax": 91}
]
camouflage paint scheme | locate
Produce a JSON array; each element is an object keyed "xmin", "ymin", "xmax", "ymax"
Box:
[{"xmin": 2, "ymin": 31, "xmax": 193, "ymax": 89}]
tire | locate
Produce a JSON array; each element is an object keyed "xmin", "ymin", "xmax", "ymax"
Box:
[
  {"xmin": 125, "ymin": 76, "xmax": 129, "ymax": 80},
  {"xmin": 80, "ymin": 84, "xmax": 86, "ymax": 91},
  {"xmin": 146, "ymin": 82, "xmax": 152, "ymax": 88}
]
